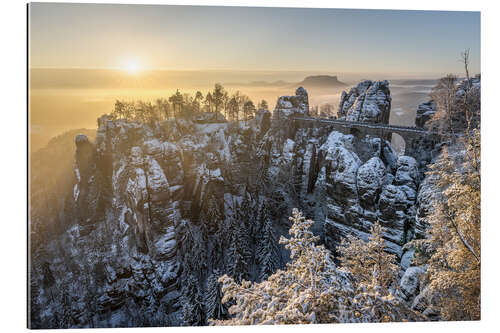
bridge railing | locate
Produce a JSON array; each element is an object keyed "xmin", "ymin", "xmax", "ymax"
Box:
[{"xmin": 292, "ymin": 116, "xmax": 438, "ymax": 134}]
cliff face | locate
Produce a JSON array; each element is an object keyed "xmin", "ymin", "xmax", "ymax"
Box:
[{"xmin": 30, "ymin": 82, "xmax": 438, "ymax": 328}]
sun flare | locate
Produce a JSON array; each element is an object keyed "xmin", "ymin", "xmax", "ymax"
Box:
[{"xmin": 123, "ymin": 60, "xmax": 141, "ymax": 74}]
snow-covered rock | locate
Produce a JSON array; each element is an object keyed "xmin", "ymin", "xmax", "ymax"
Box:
[
  {"xmin": 338, "ymin": 80, "xmax": 391, "ymax": 124},
  {"xmin": 356, "ymin": 157, "xmax": 386, "ymax": 209},
  {"xmin": 415, "ymin": 100, "xmax": 437, "ymax": 128},
  {"xmin": 399, "ymin": 266, "xmax": 426, "ymax": 301},
  {"xmin": 273, "ymin": 86, "xmax": 309, "ymax": 119}
]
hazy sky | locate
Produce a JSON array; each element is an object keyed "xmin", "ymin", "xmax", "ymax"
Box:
[{"xmin": 29, "ymin": 3, "xmax": 480, "ymax": 75}]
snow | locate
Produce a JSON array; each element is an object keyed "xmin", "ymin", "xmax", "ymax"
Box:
[
  {"xmin": 401, "ymin": 248, "xmax": 415, "ymax": 271},
  {"xmin": 209, "ymin": 168, "xmax": 223, "ymax": 181},
  {"xmin": 356, "ymin": 157, "xmax": 386, "ymax": 204},
  {"xmin": 143, "ymin": 138, "xmax": 162, "ymax": 155},
  {"xmin": 169, "ymin": 185, "xmax": 183, "ymax": 194},
  {"xmin": 147, "ymin": 158, "xmax": 170, "ymax": 192},
  {"xmin": 74, "ymin": 166, "xmax": 81, "ymax": 182},
  {"xmin": 399, "ymin": 266, "xmax": 426, "ymax": 300},
  {"xmin": 130, "ymin": 146, "xmax": 144, "ymax": 166},
  {"xmin": 73, "ymin": 184, "xmax": 79, "ymax": 201},
  {"xmin": 320, "ymin": 131, "xmax": 355, "ymax": 156},
  {"xmin": 339, "ymin": 80, "xmax": 390, "ymax": 123},
  {"xmin": 282, "ymin": 139, "xmax": 295, "ymax": 161}
]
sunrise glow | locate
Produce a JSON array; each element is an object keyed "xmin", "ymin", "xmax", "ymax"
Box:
[{"xmin": 123, "ymin": 60, "xmax": 141, "ymax": 74}]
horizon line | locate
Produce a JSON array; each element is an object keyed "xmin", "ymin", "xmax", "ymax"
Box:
[{"xmin": 28, "ymin": 67, "xmax": 468, "ymax": 77}]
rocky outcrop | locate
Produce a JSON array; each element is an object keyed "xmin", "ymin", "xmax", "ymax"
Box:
[
  {"xmin": 273, "ymin": 86, "xmax": 309, "ymax": 119},
  {"xmin": 338, "ymin": 80, "xmax": 391, "ymax": 124},
  {"xmin": 292, "ymin": 129, "xmax": 422, "ymax": 258},
  {"xmin": 415, "ymin": 101, "xmax": 437, "ymax": 128},
  {"xmin": 398, "ymin": 265, "xmax": 426, "ymax": 302},
  {"xmin": 357, "ymin": 157, "xmax": 386, "ymax": 210},
  {"xmin": 255, "ymin": 109, "xmax": 271, "ymax": 139}
]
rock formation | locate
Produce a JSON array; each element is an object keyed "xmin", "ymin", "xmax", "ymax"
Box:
[
  {"xmin": 273, "ymin": 86, "xmax": 309, "ymax": 120},
  {"xmin": 415, "ymin": 100, "xmax": 437, "ymax": 128},
  {"xmin": 30, "ymin": 80, "xmax": 451, "ymax": 328},
  {"xmin": 295, "ymin": 75, "xmax": 347, "ymax": 89},
  {"xmin": 338, "ymin": 80, "xmax": 391, "ymax": 124}
]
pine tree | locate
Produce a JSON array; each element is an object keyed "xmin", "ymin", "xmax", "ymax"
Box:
[
  {"xmin": 337, "ymin": 222, "xmax": 419, "ymax": 322},
  {"xmin": 257, "ymin": 216, "xmax": 280, "ymax": 280},
  {"xmin": 227, "ymin": 210, "xmax": 251, "ymax": 282},
  {"xmin": 181, "ymin": 274, "xmax": 205, "ymax": 326},
  {"xmin": 213, "ymin": 209, "xmax": 353, "ymax": 325},
  {"xmin": 258, "ymin": 99, "xmax": 269, "ymax": 111},
  {"xmin": 228, "ymin": 233, "xmax": 249, "ymax": 283},
  {"xmin": 338, "ymin": 222, "xmax": 399, "ymax": 291},
  {"xmin": 205, "ymin": 270, "xmax": 228, "ymax": 321},
  {"xmin": 214, "ymin": 209, "xmax": 422, "ymax": 325},
  {"xmin": 205, "ymin": 194, "xmax": 223, "ymax": 233},
  {"xmin": 194, "ymin": 223, "xmax": 209, "ymax": 276}
]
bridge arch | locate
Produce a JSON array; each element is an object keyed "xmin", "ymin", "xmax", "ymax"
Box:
[{"xmin": 391, "ymin": 132, "xmax": 406, "ymax": 156}]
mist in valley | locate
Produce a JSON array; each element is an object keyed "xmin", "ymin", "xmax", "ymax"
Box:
[{"xmin": 29, "ymin": 68, "xmax": 437, "ymax": 152}]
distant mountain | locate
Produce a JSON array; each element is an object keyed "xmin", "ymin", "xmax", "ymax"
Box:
[
  {"xmin": 294, "ymin": 75, "xmax": 347, "ymax": 89},
  {"xmin": 225, "ymin": 75, "xmax": 347, "ymax": 89}
]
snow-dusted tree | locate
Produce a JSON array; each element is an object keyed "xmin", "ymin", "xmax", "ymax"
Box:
[
  {"xmin": 227, "ymin": 200, "xmax": 253, "ymax": 282},
  {"xmin": 212, "ymin": 209, "xmax": 354, "ymax": 325},
  {"xmin": 204, "ymin": 193, "xmax": 223, "ymax": 233},
  {"xmin": 178, "ymin": 220, "xmax": 208, "ymax": 281},
  {"xmin": 338, "ymin": 223, "xmax": 422, "ymax": 322},
  {"xmin": 205, "ymin": 270, "xmax": 228, "ymax": 321},
  {"xmin": 227, "ymin": 96, "xmax": 239, "ymax": 122},
  {"xmin": 204, "ymin": 92, "xmax": 213, "ymax": 113},
  {"xmin": 428, "ymin": 52, "xmax": 480, "ymax": 138},
  {"xmin": 213, "ymin": 209, "xmax": 424, "ymax": 325},
  {"xmin": 212, "ymin": 83, "xmax": 226, "ymax": 115},
  {"xmin": 181, "ymin": 274, "xmax": 205, "ymax": 326},
  {"xmin": 243, "ymin": 100, "xmax": 256, "ymax": 122},
  {"xmin": 413, "ymin": 130, "xmax": 480, "ymax": 320},
  {"xmin": 257, "ymin": 216, "xmax": 280, "ymax": 280},
  {"xmin": 193, "ymin": 224, "xmax": 209, "ymax": 276},
  {"xmin": 338, "ymin": 223, "xmax": 399, "ymax": 291},
  {"xmin": 227, "ymin": 225, "xmax": 251, "ymax": 282}
]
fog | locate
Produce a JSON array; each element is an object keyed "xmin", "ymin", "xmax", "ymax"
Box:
[{"xmin": 29, "ymin": 68, "xmax": 437, "ymax": 152}]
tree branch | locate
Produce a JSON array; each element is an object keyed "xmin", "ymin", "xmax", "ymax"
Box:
[{"xmin": 444, "ymin": 206, "xmax": 480, "ymax": 263}]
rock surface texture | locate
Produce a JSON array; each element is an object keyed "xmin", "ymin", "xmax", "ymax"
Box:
[
  {"xmin": 337, "ymin": 80, "xmax": 391, "ymax": 124},
  {"xmin": 273, "ymin": 86, "xmax": 309, "ymax": 120},
  {"xmin": 415, "ymin": 101, "xmax": 437, "ymax": 128}
]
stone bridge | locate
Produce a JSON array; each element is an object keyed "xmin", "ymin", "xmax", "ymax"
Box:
[{"xmin": 292, "ymin": 116, "xmax": 440, "ymax": 163}]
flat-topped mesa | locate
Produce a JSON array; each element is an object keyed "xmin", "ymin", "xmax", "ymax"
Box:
[
  {"xmin": 338, "ymin": 80, "xmax": 391, "ymax": 124},
  {"xmin": 273, "ymin": 86, "xmax": 309, "ymax": 120}
]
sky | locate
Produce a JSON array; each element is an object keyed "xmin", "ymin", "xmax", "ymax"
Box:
[{"xmin": 29, "ymin": 3, "xmax": 480, "ymax": 75}]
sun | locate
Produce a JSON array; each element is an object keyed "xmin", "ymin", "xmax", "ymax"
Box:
[{"xmin": 123, "ymin": 60, "xmax": 141, "ymax": 75}]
